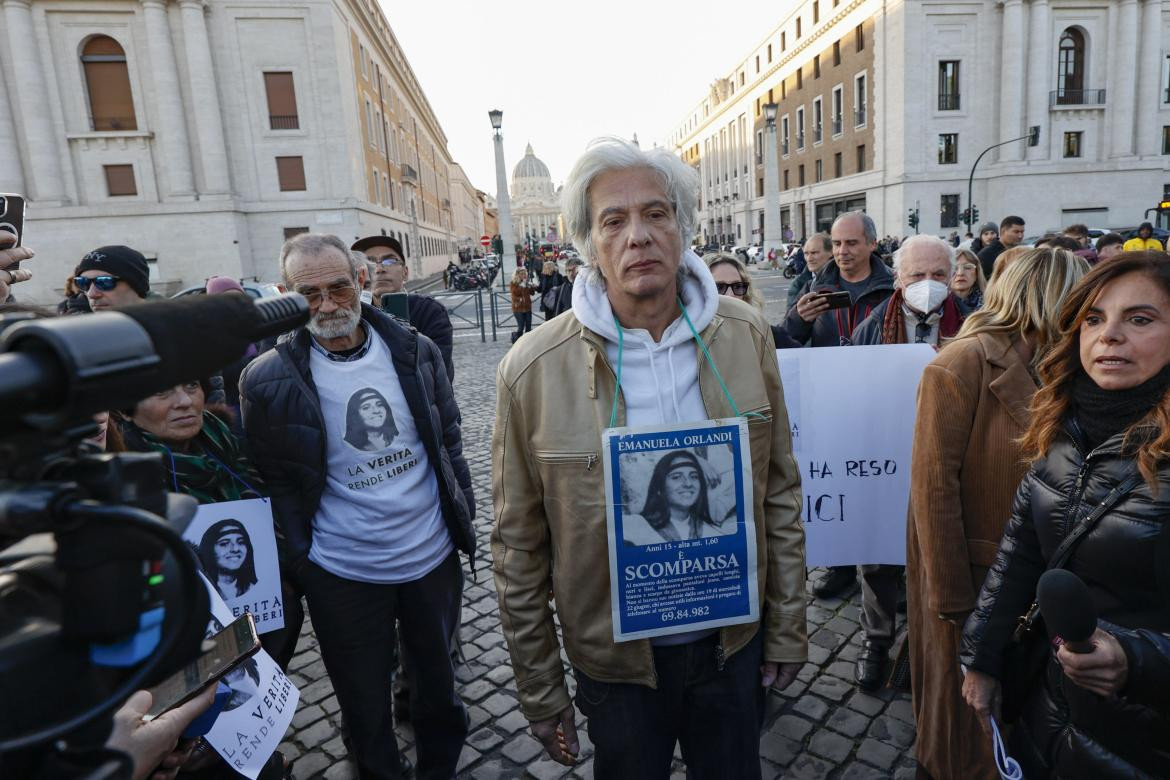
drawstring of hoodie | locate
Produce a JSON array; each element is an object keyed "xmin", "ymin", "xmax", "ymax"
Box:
[{"xmin": 609, "ymin": 297, "xmax": 767, "ymax": 428}]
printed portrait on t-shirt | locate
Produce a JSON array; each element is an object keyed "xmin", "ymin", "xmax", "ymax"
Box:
[{"xmin": 343, "ymin": 387, "xmax": 399, "ymax": 452}]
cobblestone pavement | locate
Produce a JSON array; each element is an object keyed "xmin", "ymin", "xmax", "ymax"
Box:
[{"xmin": 281, "ymin": 269, "xmax": 918, "ymax": 779}]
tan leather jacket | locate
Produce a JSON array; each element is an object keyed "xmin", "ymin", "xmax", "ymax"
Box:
[{"xmin": 491, "ymin": 296, "xmax": 807, "ymax": 721}]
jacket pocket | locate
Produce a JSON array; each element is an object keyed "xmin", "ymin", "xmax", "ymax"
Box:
[{"xmin": 534, "ymin": 450, "xmax": 599, "ymax": 469}]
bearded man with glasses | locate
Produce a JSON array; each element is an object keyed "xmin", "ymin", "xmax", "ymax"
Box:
[{"xmin": 239, "ymin": 232, "xmax": 475, "ymax": 779}]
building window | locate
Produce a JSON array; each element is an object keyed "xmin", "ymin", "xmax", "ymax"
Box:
[
  {"xmin": 796, "ymin": 107, "xmax": 805, "ymax": 149},
  {"xmin": 833, "ymin": 41, "xmax": 841, "ymax": 66},
  {"xmin": 854, "ymin": 73, "xmax": 867, "ymax": 126},
  {"xmin": 757, "ymin": 177, "xmax": 763, "ymax": 197},
  {"xmin": 276, "ymin": 156, "xmax": 306, "ymax": 191},
  {"xmin": 283, "ymin": 227, "xmax": 309, "ymax": 240},
  {"xmin": 941, "ymin": 194, "xmax": 960, "ymax": 228},
  {"xmin": 855, "ymin": 23, "xmax": 864, "ymax": 51},
  {"xmin": 938, "ymin": 61, "xmax": 960, "ymax": 110},
  {"xmin": 739, "ymin": 71, "xmax": 745, "ymax": 86},
  {"xmin": 796, "ymin": 68, "xmax": 803, "ymax": 90},
  {"xmin": 263, "ymin": 72, "xmax": 299, "ymax": 130},
  {"xmin": 768, "ymin": 43, "xmax": 773, "ymax": 62},
  {"xmin": 815, "ymin": 159, "xmax": 823, "ymax": 182},
  {"xmin": 798, "ymin": 164, "xmax": 805, "ymax": 186},
  {"xmin": 1163, "ymin": 126, "xmax": 1170, "ymax": 155},
  {"xmin": 856, "ymin": 144, "xmax": 866, "ymax": 172},
  {"xmin": 365, "ymin": 101, "xmax": 376, "ymax": 148},
  {"xmin": 814, "ymin": 0, "xmax": 820, "ymax": 23},
  {"xmin": 796, "ymin": 17, "xmax": 802, "ymax": 38},
  {"xmin": 783, "ymin": 169, "xmax": 790, "ymax": 189},
  {"xmin": 813, "ymin": 98, "xmax": 823, "ymax": 143},
  {"xmin": 781, "ymin": 81, "xmax": 787, "ymax": 99},
  {"xmin": 834, "ymin": 152, "xmax": 842, "ymax": 177},
  {"xmin": 781, "ymin": 115, "xmax": 790, "ymax": 154},
  {"xmin": 781, "ymin": 31, "xmax": 787, "ymax": 51},
  {"xmin": 814, "ymin": 55, "xmax": 821, "ymax": 79},
  {"xmin": 82, "ymin": 36, "xmax": 137, "ymax": 131},
  {"xmin": 938, "ymin": 133, "xmax": 958, "ymax": 164},
  {"xmin": 832, "ymin": 86, "xmax": 843, "ymax": 135},
  {"xmin": 1057, "ymin": 28, "xmax": 1086, "ymax": 103},
  {"xmin": 359, "ymin": 44, "xmax": 367, "ymax": 78},
  {"xmin": 1164, "ymin": 54, "xmax": 1170, "ymax": 103},
  {"xmin": 1064, "ymin": 131, "xmax": 1084, "ymax": 158},
  {"xmin": 104, "ymin": 164, "xmax": 136, "ymax": 196}
]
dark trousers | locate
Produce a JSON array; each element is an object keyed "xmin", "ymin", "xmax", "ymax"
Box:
[
  {"xmin": 512, "ymin": 311, "xmax": 532, "ymax": 342},
  {"xmin": 860, "ymin": 564, "xmax": 902, "ymax": 646},
  {"xmin": 302, "ymin": 552, "xmax": 467, "ymax": 780},
  {"xmin": 574, "ymin": 631, "xmax": 765, "ymax": 780}
]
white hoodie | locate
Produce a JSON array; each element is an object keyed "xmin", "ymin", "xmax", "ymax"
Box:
[{"xmin": 571, "ymin": 249, "xmax": 720, "ymax": 429}]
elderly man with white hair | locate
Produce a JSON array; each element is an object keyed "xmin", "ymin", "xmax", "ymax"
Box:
[
  {"xmin": 491, "ymin": 137, "xmax": 807, "ymax": 777},
  {"xmin": 845, "ymin": 233, "xmax": 969, "ymax": 691}
]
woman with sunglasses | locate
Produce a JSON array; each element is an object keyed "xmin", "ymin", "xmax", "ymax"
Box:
[
  {"xmin": 704, "ymin": 253, "xmax": 800, "ymax": 348},
  {"xmin": 950, "ymin": 248, "xmax": 987, "ymax": 311}
]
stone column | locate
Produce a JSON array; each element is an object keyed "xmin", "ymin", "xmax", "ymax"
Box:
[
  {"xmin": 1024, "ymin": 0, "xmax": 1051, "ymax": 160},
  {"xmin": 1110, "ymin": 0, "xmax": 1140, "ymax": 158},
  {"xmin": 2, "ymin": 0, "xmax": 65, "ymax": 201},
  {"xmin": 141, "ymin": 0, "xmax": 195, "ymax": 197},
  {"xmin": 1134, "ymin": 0, "xmax": 1163, "ymax": 156},
  {"xmin": 0, "ymin": 44, "xmax": 27, "ymax": 193},
  {"xmin": 178, "ymin": 0, "xmax": 229, "ymax": 193},
  {"xmin": 998, "ymin": 0, "xmax": 1026, "ymax": 161}
]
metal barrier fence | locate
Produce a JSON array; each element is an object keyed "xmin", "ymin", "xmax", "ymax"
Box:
[
  {"xmin": 431, "ymin": 289, "xmax": 486, "ymax": 342},
  {"xmin": 488, "ymin": 290, "xmax": 545, "ymax": 342}
]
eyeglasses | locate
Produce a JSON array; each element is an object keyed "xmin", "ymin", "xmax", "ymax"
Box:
[
  {"xmin": 74, "ymin": 275, "xmax": 121, "ymax": 292},
  {"xmin": 715, "ymin": 281, "xmax": 749, "ymax": 296},
  {"xmin": 376, "ymin": 258, "xmax": 404, "ymax": 267},
  {"xmin": 956, "ymin": 263, "xmax": 978, "ymax": 272},
  {"xmin": 294, "ymin": 281, "xmax": 358, "ymax": 308}
]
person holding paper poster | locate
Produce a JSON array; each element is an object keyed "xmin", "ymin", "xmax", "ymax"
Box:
[
  {"xmin": 847, "ymin": 234, "xmax": 969, "ymax": 691},
  {"xmin": 961, "ymin": 251, "xmax": 1170, "ymax": 779},
  {"xmin": 492, "ymin": 137, "xmax": 807, "ymax": 778},
  {"xmin": 907, "ymin": 246, "xmax": 1087, "ymax": 779}
]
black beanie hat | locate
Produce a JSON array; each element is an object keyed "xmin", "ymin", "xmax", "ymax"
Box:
[{"xmin": 77, "ymin": 245, "xmax": 150, "ymax": 299}]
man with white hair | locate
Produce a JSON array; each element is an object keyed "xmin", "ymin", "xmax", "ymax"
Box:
[
  {"xmin": 847, "ymin": 233, "xmax": 967, "ymax": 691},
  {"xmin": 491, "ymin": 137, "xmax": 808, "ymax": 777},
  {"xmin": 239, "ymin": 232, "xmax": 475, "ymax": 779}
]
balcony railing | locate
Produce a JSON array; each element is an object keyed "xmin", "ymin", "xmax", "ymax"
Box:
[
  {"xmin": 796, "ymin": 133, "xmax": 805, "ymax": 149},
  {"xmin": 938, "ymin": 93, "xmax": 960, "ymax": 111},
  {"xmin": 831, "ymin": 117, "xmax": 842, "ymax": 135},
  {"xmin": 1050, "ymin": 89, "xmax": 1106, "ymax": 107},
  {"xmin": 269, "ymin": 115, "xmax": 300, "ymax": 130},
  {"xmin": 89, "ymin": 116, "xmax": 138, "ymax": 131},
  {"xmin": 855, "ymin": 108, "xmax": 867, "ymax": 126},
  {"xmin": 401, "ymin": 163, "xmax": 418, "ymax": 183},
  {"xmin": 813, "ymin": 123, "xmax": 823, "ymax": 143}
]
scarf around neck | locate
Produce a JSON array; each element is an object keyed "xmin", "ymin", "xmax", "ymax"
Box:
[
  {"xmin": 133, "ymin": 411, "xmax": 265, "ymax": 503},
  {"xmin": 1071, "ymin": 364, "xmax": 1170, "ymax": 450},
  {"xmin": 880, "ymin": 287, "xmax": 965, "ymax": 345}
]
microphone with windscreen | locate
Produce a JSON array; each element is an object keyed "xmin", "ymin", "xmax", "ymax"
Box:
[{"xmin": 1037, "ymin": 568, "xmax": 1097, "ymax": 654}]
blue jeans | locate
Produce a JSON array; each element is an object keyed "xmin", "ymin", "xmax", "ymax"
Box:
[
  {"xmin": 574, "ymin": 630, "xmax": 765, "ymax": 779},
  {"xmin": 301, "ymin": 552, "xmax": 466, "ymax": 780}
]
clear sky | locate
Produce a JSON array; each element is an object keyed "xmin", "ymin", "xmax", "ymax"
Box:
[{"xmin": 379, "ymin": 0, "xmax": 778, "ymax": 195}]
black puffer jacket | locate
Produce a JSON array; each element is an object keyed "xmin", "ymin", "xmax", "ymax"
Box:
[
  {"xmin": 784, "ymin": 253, "xmax": 894, "ymax": 347},
  {"xmin": 238, "ymin": 304, "xmax": 476, "ymax": 571},
  {"xmin": 961, "ymin": 422, "xmax": 1170, "ymax": 779}
]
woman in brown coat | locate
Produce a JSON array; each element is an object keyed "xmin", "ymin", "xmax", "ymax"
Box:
[
  {"xmin": 510, "ymin": 266, "xmax": 536, "ymax": 343},
  {"xmin": 907, "ymin": 247, "xmax": 1088, "ymax": 779}
]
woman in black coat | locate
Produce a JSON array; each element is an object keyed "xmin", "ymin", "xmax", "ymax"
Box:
[{"xmin": 960, "ymin": 251, "xmax": 1170, "ymax": 779}]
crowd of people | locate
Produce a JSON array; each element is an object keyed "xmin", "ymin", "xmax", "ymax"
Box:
[{"xmin": 2, "ymin": 133, "xmax": 1170, "ymax": 780}]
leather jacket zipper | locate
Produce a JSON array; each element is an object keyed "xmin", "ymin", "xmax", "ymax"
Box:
[{"xmin": 534, "ymin": 451, "xmax": 597, "ymax": 470}]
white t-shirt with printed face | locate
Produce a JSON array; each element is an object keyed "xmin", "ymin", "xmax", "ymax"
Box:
[{"xmin": 308, "ymin": 330, "xmax": 452, "ymax": 583}]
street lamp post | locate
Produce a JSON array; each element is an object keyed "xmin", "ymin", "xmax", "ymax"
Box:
[
  {"xmin": 490, "ymin": 109, "xmax": 517, "ymax": 291},
  {"xmin": 762, "ymin": 103, "xmax": 781, "ymax": 266},
  {"xmin": 965, "ymin": 126, "xmax": 1040, "ymax": 234}
]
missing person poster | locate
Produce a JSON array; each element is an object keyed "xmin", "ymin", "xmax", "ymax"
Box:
[
  {"xmin": 184, "ymin": 498, "xmax": 284, "ymax": 634},
  {"xmin": 602, "ymin": 418, "xmax": 758, "ymax": 642},
  {"xmin": 201, "ymin": 577, "xmax": 299, "ymax": 780}
]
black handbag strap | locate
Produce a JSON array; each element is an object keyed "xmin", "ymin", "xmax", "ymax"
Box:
[{"xmin": 1047, "ymin": 469, "xmax": 1143, "ymax": 571}]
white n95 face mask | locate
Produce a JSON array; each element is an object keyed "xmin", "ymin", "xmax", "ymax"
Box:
[{"xmin": 903, "ymin": 280, "xmax": 949, "ymax": 314}]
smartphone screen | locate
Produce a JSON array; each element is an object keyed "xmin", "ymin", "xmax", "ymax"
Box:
[
  {"xmin": 380, "ymin": 292, "xmax": 410, "ymax": 321},
  {"xmin": 146, "ymin": 613, "xmax": 260, "ymax": 718}
]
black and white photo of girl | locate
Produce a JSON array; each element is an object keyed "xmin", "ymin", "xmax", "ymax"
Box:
[
  {"xmin": 197, "ymin": 519, "xmax": 258, "ymax": 600},
  {"xmin": 343, "ymin": 387, "xmax": 398, "ymax": 452},
  {"xmin": 622, "ymin": 449, "xmax": 737, "ymax": 546}
]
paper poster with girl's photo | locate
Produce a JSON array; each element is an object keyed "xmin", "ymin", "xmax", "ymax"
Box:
[
  {"xmin": 602, "ymin": 418, "xmax": 759, "ymax": 642},
  {"xmin": 199, "ymin": 576, "xmax": 299, "ymax": 780},
  {"xmin": 184, "ymin": 498, "xmax": 284, "ymax": 634}
]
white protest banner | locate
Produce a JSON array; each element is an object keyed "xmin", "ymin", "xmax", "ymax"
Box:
[
  {"xmin": 184, "ymin": 499, "xmax": 284, "ymax": 634},
  {"xmin": 603, "ymin": 418, "xmax": 759, "ymax": 641},
  {"xmin": 777, "ymin": 344, "xmax": 936, "ymax": 566},
  {"xmin": 200, "ymin": 576, "xmax": 299, "ymax": 779}
]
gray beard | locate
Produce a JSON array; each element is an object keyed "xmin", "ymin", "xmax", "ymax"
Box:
[{"xmin": 308, "ymin": 305, "xmax": 360, "ymax": 340}]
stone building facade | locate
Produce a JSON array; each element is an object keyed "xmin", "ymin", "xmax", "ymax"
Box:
[
  {"xmin": 0, "ymin": 0, "xmax": 471, "ymax": 302},
  {"xmin": 669, "ymin": 0, "xmax": 1170, "ymax": 244}
]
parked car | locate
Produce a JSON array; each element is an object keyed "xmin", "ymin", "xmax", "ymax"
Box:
[{"xmin": 171, "ymin": 281, "xmax": 285, "ymax": 299}]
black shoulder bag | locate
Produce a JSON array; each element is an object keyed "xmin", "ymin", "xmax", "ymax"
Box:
[{"xmin": 999, "ymin": 470, "xmax": 1143, "ymax": 722}]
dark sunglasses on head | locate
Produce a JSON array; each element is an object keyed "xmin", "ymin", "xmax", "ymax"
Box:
[
  {"xmin": 74, "ymin": 275, "xmax": 121, "ymax": 292},
  {"xmin": 715, "ymin": 281, "xmax": 749, "ymax": 296}
]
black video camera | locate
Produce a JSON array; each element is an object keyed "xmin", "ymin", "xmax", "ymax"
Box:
[{"xmin": 0, "ymin": 292, "xmax": 308, "ymax": 775}]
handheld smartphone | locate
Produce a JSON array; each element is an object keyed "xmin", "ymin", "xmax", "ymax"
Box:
[
  {"xmin": 145, "ymin": 613, "xmax": 261, "ymax": 719},
  {"xmin": 380, "ymin": 291, "xmax": 411, "ymax": 321},
  {"xmin": 0, "ymin": 193, "xmax": 26, "ymax": 261},
  {"xmin": 816, "ymin": 291, "xmax": 853, "ymax": 310}
]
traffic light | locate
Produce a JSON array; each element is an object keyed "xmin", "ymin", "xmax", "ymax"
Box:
[
  {"xmin": 959, "ymin": 207, "xmax": 971, "ymax": 226},
  {"xmin": 908, "ymin": 209, "xmax": 920, "ymax": 231},
  {"xmin": 970, "ymin": 206, "xmax": 979, "ymax": 225},
  {"xmin": 491, "ymin": 235, "xmax": 502, "ymax": 254}
]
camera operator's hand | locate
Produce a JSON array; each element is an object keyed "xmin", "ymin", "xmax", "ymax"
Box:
[
  {"xmin": 0, "ymin": 229, "xmax": 34, "ymax": 301},
  {"xmin": 106, "ymin": 686, "xmax": 216, "ymax": 780}
]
